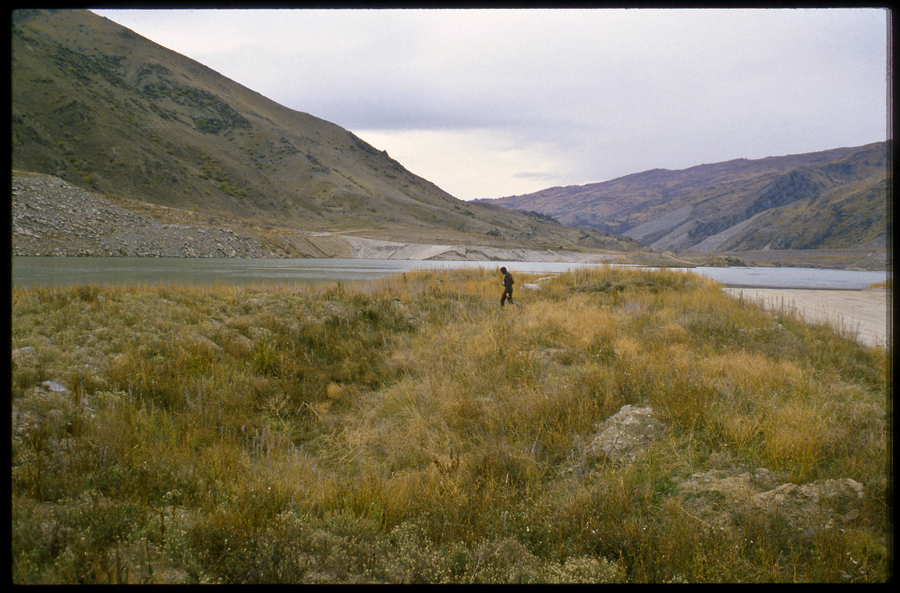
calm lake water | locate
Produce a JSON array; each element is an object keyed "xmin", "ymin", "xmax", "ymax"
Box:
[{"xmin": 10, "ymin": 256, "xmax": 889, "ymax": 290}]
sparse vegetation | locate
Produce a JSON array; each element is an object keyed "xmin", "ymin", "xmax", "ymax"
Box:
[
  {"xmin": 487, "ymin": 142, "xmax": 889, "ymax": 255},
  {"xmin": 11, "ymin": 267, "xmax": 889, "ymax": 583},
  {"xmin": 11, "ymin": 9, "xmax": 644, "ymax": 253}
]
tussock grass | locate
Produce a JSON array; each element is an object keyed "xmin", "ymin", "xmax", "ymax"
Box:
[{"xmin": 11, "ymin": 266, "xmax": 889, "ymax": 583}]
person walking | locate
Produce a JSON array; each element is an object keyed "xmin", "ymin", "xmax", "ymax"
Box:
[{"xmin": 500, "ymin": 266, "xmax": 515, "ymax": 307}]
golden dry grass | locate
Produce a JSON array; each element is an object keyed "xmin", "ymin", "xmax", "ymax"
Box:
[{"xmin": 10, "ymin": 266, "xmax": 889, "ymax": 583}]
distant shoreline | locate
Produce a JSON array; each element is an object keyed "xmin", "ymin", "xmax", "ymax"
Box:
[{"xmin": 723, "ymin": 287, "xmax": 890, "ymax": 349}]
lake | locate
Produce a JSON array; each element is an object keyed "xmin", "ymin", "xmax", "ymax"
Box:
[{"xmin": 10, "ymin": 256, "xmax": 889, "ymax": 290}]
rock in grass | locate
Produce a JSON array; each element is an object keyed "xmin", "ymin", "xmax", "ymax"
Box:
[
  {"xmin": 41, "ymin": 380, "xmax": 69, "ymax": 393},
  {"xmin": 587, "ymin": 404, "xmax": 668, "ymax": 465}
]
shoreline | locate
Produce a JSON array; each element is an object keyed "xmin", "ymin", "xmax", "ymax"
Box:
[{"xmin": 723, "ymin": 287, "xmax": 890, "ymax": 349}]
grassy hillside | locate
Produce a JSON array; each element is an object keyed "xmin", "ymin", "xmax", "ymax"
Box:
[
  {"xmin": 483, "ymin": 142, "xmax": 889, "ymax": 253},
  {"xmin": 10, "ymin": 9, "xmax": 638, "ymax": 253},
  {"xmin": 704, "ymin": 176, "xmax": 890, "ymax": 252},
  {"xmin": 11, "ymin": 268, "xmax": 889, "ymax": 583}
]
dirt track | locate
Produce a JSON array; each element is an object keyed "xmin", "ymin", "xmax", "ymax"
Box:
[{"xmin": 723, "ymin": 287, "xmax": 891, "ymax": 349}]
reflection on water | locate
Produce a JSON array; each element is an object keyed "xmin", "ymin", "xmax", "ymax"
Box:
[{"xmin": 10, "ymin": 256, "xmax": 888, "ymax": 290}]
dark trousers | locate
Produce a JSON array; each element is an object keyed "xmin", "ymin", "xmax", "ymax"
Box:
[{"xmin": 501, "ymin": 288, "xmax": 513, "ymax": 306}]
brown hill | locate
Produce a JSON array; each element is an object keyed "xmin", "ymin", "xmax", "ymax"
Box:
[
  {"xmin": 481, "ymin": 142, "xmax": 889, "ymax": 254},
  {"xmin": 11, "ymin": 9, "xmax": 640, "ymax": 255}
]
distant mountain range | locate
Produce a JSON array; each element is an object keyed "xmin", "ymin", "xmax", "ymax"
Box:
[
  {"xmin": 479, "ymin": 141, "xmax": 890, "ymax": 254},
  {"xmin": 11, "ymin": 9, "xmax": 889, "ymax": 265},
  {"xmin": 11, "ymin": 9, "xmax": 639, "ymax": 255}
]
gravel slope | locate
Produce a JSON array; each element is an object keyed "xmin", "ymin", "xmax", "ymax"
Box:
[{"xmin": 9, "ymin": 171, "xmax": 661, "ymax": 264}]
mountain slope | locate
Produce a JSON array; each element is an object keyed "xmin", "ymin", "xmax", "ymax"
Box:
[
  {"xmin": 10, "ymin": 8, "xmax": 640, "ymax": 254},
  {"xmin": 481, "ymin": 142, "xmax": 889, "ymax": 253}
]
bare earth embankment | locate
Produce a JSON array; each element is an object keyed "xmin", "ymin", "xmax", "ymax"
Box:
[{"xmin": 723, "ymin": 287, "xmax": 890, "ymax": 349}]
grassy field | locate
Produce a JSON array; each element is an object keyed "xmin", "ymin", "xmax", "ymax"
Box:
[{"xmin": 10, "ymin": 266, "xmax": 890, "ymax": 583}]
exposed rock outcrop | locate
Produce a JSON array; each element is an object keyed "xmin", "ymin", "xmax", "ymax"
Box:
[
  {"xmin": 585, "ymin": 404, "xmax": 667, "ymax": 465},
  {"xmin": 11, "ymin": 171, "xmax": 629, "ymax": 263},
  {"xmin": 12, "ymin": 172, "xmax": 276, "ymax": 258},
  {"xmin": 570, "ymin": 404, "xmax": 870, "ymax": 544},
  {"xmin": 677, "ymin": 469, "xmax": 866, "ymax": 541}
]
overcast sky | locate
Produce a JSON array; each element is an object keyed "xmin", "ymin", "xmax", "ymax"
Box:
[{"xmin": 91, "ymin": 8, "xmax": 889, "ymax": 201}]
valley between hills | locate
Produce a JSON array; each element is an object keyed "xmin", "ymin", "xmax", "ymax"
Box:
[
  {"xmin": 9, "ymin": 10, "xmax": 891, "ymax": 585},
  {"xmin": 10, "ymin": 9, "xmax": 639, "ymax": 262},
  {"xmin": 12, "ymin": 169, "xmax": 887, "ymax": 271},
  {"xmin": 10, "ymin": 9, "xmax": 890, "ymax": 271}
]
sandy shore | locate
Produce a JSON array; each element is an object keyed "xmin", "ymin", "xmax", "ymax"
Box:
[{"xmin": 723, "ymin": 287, "xmax": 891, "ymax": 349}]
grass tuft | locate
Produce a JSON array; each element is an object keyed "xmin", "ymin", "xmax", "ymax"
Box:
[{"xmin": 11, "ymin": 266, "xmax": 889, "ymax": 583}]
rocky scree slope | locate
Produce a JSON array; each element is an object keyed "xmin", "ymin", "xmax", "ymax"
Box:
[
  {"xmin": 13, "ymin": 171, "xmax": 644, "ymax": 263},
  {"xmin": 13, "ymin": 171, "xmax": 282, "ymax": 258},
  {"xmin": 10, "ymin": 8, "xmax": 640, "ymax": 255}
]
